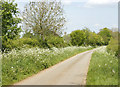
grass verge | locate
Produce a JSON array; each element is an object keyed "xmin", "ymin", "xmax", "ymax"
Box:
[
  {"xmin": 86, "ymin": 46, "xmax": 118, "ymax": 85},
  {"xmin": 2, "ymin": 46, "xmax": 94, "ymax": 85}
]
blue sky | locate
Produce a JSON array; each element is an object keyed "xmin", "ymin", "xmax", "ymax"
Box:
[{"xmin": 15, "ymin": 0, "xmax": 118, "ymax": 34}]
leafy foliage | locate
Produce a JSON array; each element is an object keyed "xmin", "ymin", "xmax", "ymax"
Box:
[
  {"xmin": 98, "ymin": 28, "xmax": 112, "ymax": 45},
  {"xmin": 2, "ymin": 0, "xmax": 21, "ymax": 39},
  {"xmin": 1, "ymin": 0, "xmax": 21, "ymax": 51},
  {"xmin": 70, "ymin": 29, "xmax": 104, "ymax": 46},
  {"xmin": 70, "ymin": 30, "xmax": 86, "ymax": 46},
  {"xmin": 2, "ymin": 38, "xmax": 40, "ymax": 52},
  {"xmin": 22, "ymin": 31, "xmax": 35, "ymax": 38},
  {"xmin": 63, "ymin": 34, "xmax": 71, "ymax": 46},
  {"xmin": 88, "ymin": 32, "xmax": 104, "ymax": 46},
  {"xmin": 82, "ymin": 28, "xmax": 91, "ymax": 46},
  {"xmin": 107, "ymin": 31, "xmax": 119, "ymax": 56},
  {"xmin": 46, "ymin": 35, "xmax": 64, "ymax": 48}
]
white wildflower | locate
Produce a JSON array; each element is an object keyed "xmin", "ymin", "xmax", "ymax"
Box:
[
  {"xmin": 105, "ymin": 64, "xmax": 107, "ymax": 66},
  {"xmin": 98, "ymin": 65, "xmax": 101, "ymax": 67},
  {"xmin": 112, "ymin": 69, "xmax": 115, "ymax": 73},
  {"xmin": 110, "ymin": 61, "xmax": 112, "ymax": 63}
]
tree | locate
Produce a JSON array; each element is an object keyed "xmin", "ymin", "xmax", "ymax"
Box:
[
  {"xmin": 98, "ymin": 28, "xmax": 112, "ymax": 45},
  {"xmin": 22, "ymin": 31, "xmax": 34, "ymax": 38},
  {"xmin": 63, "ymin": 34, "xmax": 71, "ymax": 45},
  {"xmin": 2, "ymin": 0, "xmax": 21, "ymax": 40},
  {"xmin": 47, "ymin": 35, "xmax": 64, "ymax": 48},
  {"xmin": 70, "ymin": 30, "xmax": 86, "ymax": 46},
  {"xmin": 88, "ymin": 32, "xmax": 104, "ymax": 46},
  {"xmin": 82, "ymin": 28, "xmax": 91, "ymax": 46},
  {"xmin": 1, "ymin": 0, "xmax": 21, "ymax": 51},
  {"xmin": 22, "ymin": 0, "xmax": 66, "ymax": 40}
]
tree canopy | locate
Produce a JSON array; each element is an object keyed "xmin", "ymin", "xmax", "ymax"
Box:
[
  {"xmin": 1, "ymin": 0, "xmax": 21, "ymax": 51},
  {"xmin": 2, "ymin": 0, "xmax": 21, "ymax": 40},
  {"xmin": 98, "ymin": 28, "xmax": 112, "ymax": 45},
  {"xmin": 88, "ymin": 32, "xmax": 104, "ymax": 46},
  {"xmin": 22, "ymin": 0, "xmax": 66, "ymax": 40},
  {"xmin": 70, "ymin": 30, "xmax": 86, "ymax": 46}
]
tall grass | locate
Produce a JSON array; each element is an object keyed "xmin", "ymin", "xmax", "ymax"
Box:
[
  {"xmin": 2, "ymin": 46, "xmax": 93, "ymax": 85},
  {"xmin": 86, "ymin": 46, "xmax": 118, "ymax": 85}
]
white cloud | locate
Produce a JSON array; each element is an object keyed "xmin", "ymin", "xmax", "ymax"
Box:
[{"xmin": 85, "ymin": 0, "xmax": 119, "ymax": 8}]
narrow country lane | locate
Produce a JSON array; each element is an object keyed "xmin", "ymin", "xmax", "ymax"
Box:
[{"xmin": 14, "ymin": 48, "xmax": 98, "ymax": 85}]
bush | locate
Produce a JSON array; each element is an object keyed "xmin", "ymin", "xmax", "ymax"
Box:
[
  {"xmin": 98, "ymin": 28, "xmax": 112, "ymax": 45},
  {"xmin": 37, "ymin": 39, "xmax": 50, "ymax": 48},
  {"xmin": 88, "ymin": 32, "xmax": 104, "ymax": 46},
  {"xmin": 70, "ymin": 30, "xmax": 86, "ymax": 46},
  {"xmin": 2, "ymin": 36, "xmax": 67, "ymax": 52},
  {"xmin": 2, "ymin": 38, "xmax": 40, "ymax": 52},
  {"xmin": 21, "ymin": 38, "xmax": 39, "ymax": 47},
  {"xmin": 47, "ymin": 36, "xmax": 65, "ymax": 48},
  {"xmin": 63, "ymin": 34, "xmax": 71, "ymax": 46},
  {"xmin": 2, "ymin": 39, "xmax": 14, "ymax": 51},
  {"xmin": 107, "ymin": 38, "xmax": 118, "ymax": 56}
]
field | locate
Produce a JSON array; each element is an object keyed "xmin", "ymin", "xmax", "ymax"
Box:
[
  {"xmin": 2, "ymin": 46, "xmax": 93, "ymax": 85},
  {"xmin": 86, "ymin": 46, "xmax": 118, "ymax": 85}
]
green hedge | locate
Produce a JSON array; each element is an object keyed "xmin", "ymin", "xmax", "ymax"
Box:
[
  {"xmin": 2, "ymin": 38, "xmax": 40, "ymax": 52},
  {"xmin": 107, "ymin": 38, "xmax": 118, "ymax": 56}
]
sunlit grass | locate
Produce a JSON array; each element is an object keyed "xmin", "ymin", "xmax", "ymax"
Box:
[
  {"xmin": 2, "ymin": 46, "xmax": 93, "ymax": 85},
  {"xmin": 86, "ymin": 46, "xmax": 118, "ymax": 85}
]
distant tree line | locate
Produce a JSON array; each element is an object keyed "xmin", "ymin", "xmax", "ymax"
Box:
[
  {"xmin": 1, "ymin": 0, "xmax": 119, "ymax": 57},
  {"xmin": 69, "ymin": 27, "xmax": 112, "ymax": 47}
]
